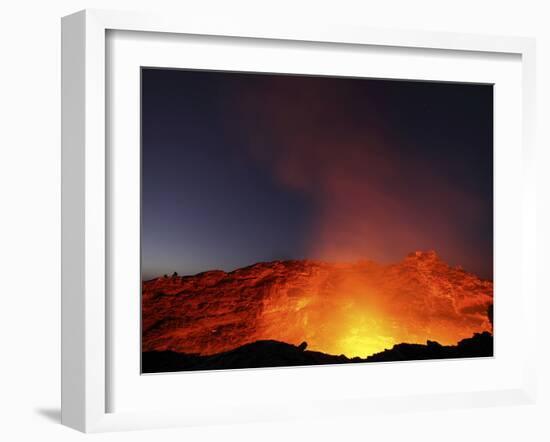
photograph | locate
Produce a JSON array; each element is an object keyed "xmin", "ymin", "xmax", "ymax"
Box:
[{"xmin": 140, "ymin": 68, "xmax": 494, "ymax": 373}]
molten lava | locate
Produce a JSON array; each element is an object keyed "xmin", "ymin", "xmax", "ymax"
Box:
[{"xmin": 142, "ymin": 251, "xmax": 493, "ymax": 358}]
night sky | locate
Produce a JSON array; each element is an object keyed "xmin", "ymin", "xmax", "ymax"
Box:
[{"xmin": 141, "ymin": 68, "xmax": 493, "ymax": 280}]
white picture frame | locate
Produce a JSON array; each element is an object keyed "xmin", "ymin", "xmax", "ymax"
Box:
[{"xmin": 61, "ymin": 9, "xmax": 537, "ymax": 433}]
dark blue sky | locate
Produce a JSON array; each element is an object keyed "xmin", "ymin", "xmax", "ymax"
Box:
[{"xmin": 141, "ymin": 68, "xmax": 493, "ymax": 280}]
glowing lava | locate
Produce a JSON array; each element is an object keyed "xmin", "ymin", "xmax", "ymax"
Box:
[{"xmin": 142, "ymin": 251, "xmax": 493, "ymax": 358}]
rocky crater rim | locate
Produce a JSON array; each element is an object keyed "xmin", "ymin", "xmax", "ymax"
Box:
[{"xmin": 144, "ymin": 250, "xmax": 479, "ymax": 282}]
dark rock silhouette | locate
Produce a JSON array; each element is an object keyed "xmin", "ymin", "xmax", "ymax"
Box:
[
  {"xmin": 142, "ymin": 340, "xmax": 349, "ymax": 372},
  {"xmin": 365, "ymin": 331, "xmax": 493, "ymax": 362},
  {"xmin": 142, "ymin": 332, "xmax": 493, "ymax": 373}
]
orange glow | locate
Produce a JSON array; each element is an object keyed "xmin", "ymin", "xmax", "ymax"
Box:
[
  {"xmin": 142, "ymin": 252, "xmax": 493, "ymax": 358},
  {"xmin": 253, "ymin": 255, "xmax": 492, "ymax": 357}
]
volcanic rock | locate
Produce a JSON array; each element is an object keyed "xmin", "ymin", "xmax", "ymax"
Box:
[
  {"xmin": 141, "ymin": 332, "xmax": 493, "ymax": 372},
  {"xmin": 142, "ymin": 251, "xmax": 493, "ymax": 358}
]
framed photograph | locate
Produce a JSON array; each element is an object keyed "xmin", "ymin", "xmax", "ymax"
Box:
[
  {"xmin": 140, "ymin": 68, "xmax": 496, "ymax": 374},
  {"xmin": 61, "ymin": 9, "xmax": 537, "ymax": 432}
]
